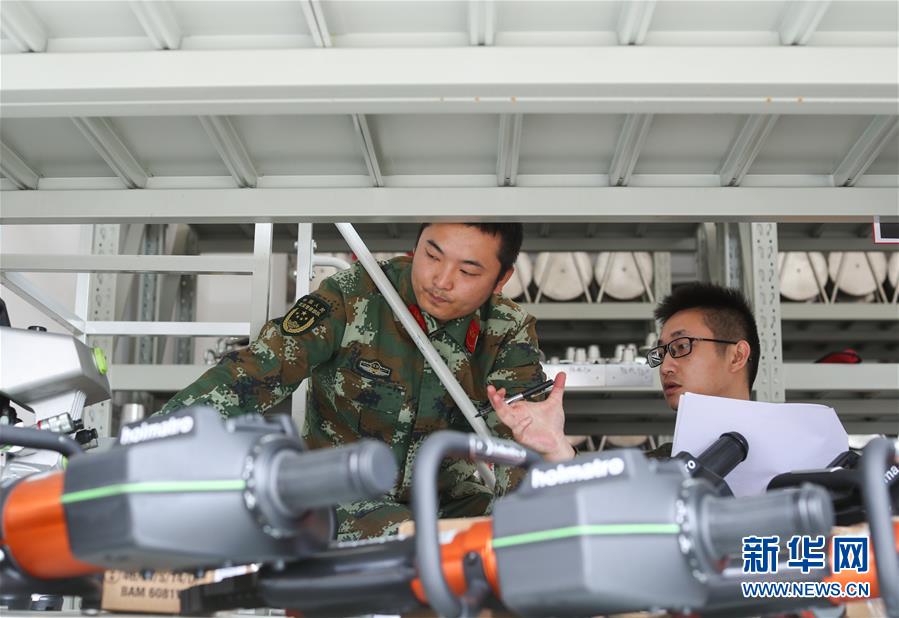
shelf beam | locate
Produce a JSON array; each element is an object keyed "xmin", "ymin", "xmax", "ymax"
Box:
[
  {"xmin": 199, "ymin": 116, "xmax": 257, "ymax": 188},
  {"xmin": 832, "ymin": 115, "xmax": 899, "ymax": 187},
  {"xmin": 0, "ymin": 141, "xmax": 39, "ymax": 190},
  {"xmin": 130, "ymin": 0, "xmax": 182, "ymax": 50},
  {"xmin": 3, "ymin": 47, "xmax": 896, "ymax": 117},
  {"xmin": 0, "ymin": 0, "xmax": 47, "ymax": 52},
  {"xmin": 71, "ymin": 117, "xmax": 148, "ymax": 189},
  {"xmin": 4, "ymin": 187, "xmax": 893, "ymax": 224},
  {"xmin": 0, "ymin": 254, "xmax": 255, "ymax": 275}
]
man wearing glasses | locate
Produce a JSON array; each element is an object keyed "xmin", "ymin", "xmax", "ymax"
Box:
[
  {"xmin": 489, "ymin": 282, "xmax": 760, "ymax": 460},
  {"xmin": 642, "ymin": 282, "xmax": 760, "ymax": 457}
]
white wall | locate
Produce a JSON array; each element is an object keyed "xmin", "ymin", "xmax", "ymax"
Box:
[{"xmin": 0, "ymin": 224, "xmax": 84, "ymax": 333}]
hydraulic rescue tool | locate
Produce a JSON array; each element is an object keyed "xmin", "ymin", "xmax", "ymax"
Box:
[
  {"xmin": 0, "ymin": 406, "xmax": 397, "ymax": 604},
  {"xmin": 769, "ymin": 446, "xmax": 899, "ymax": 526},
  {"xmin": 182, "ymin": 431, "xmax": 896, "ymax": 618}
]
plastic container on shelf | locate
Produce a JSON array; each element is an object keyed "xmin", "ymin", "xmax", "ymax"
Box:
[
  {"xmin": 533, "ymin": 252, "xmax": 593, "ymax": 301},
  {"xmin": 827, "ymin": 252, "xmax": 888, "ymax": 297},
  {"xmin": 778, "ymin": 252, "xmax": 828, "ymax": 301},
  {"xmin": 594, "ymin": 252, "xmax": 654, "ymax": 300},
  {"xmin": 500, "ymin": 254, "xmax": 534, "ymax": 300}
]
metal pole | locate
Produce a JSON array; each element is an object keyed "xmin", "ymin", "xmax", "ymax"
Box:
[
  {"xmin": 750, "ymin": 223, "xmax": 785, "ymax": 403},
  {"xmin": 335, "ymin": 223, "xmax": 496, "ymax": 489},
  {"xmin": 291, "ymin": 224, "xmax": 314, "ymax": 429}
]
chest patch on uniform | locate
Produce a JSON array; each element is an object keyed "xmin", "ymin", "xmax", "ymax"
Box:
[
  {"xmin": 356, "ymin": 358, "xmax": 393, "ymax": 379},
  {"xmin": 281, "ymin": 294, "xmax": 331, "ymax": 335}
]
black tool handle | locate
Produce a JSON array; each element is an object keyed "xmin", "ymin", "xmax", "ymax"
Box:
[
  {"xmin": 696, "ymin": 432, "xmax": 749, "ymax": 479},
  {"xmin": 701, "ymin": 484, "xmax": 834, "ymax": 558},
  {"xmin": 274, "ymin": 439, "xmax": 398, "ymax": 513}
]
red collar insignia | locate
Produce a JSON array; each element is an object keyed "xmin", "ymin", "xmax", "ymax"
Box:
[
  {"xmin": 408, "ymin": 304, "xmax": 427, "ymax": 333},
  {"xmin": 465, "ymin": 318, "xmax": 480, "ymax": 354}
]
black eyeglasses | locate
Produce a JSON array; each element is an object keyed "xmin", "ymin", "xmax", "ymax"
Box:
[{"xmin": 646, "ymin": 336, "xmax": 740, "ymax": 368}]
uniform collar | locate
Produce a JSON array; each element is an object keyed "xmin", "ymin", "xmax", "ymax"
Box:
[{"xmin": 387, "ymin": 256, "xmax": 483, "ymax": 354}]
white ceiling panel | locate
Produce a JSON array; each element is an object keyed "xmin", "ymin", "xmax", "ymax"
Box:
[
  {"xmin": 25, "ymin": 0, "xmax": 145, "ymax": 38},
  {"xmin": 496, "ymin": 1, "xmax": 621, "ymax": 33},
  {"xmin": 366, "ymin": 114, "xmax": 499, "ymax": 175},
  {"xmin": 751, "ymin": 116, "xmax": 879, "ymax": 175},
  {"xmin": 866, "ymin": 133, "xmax": 899, "ymax": 175},
  {"xmin": 635, "ymin": 115, "xmax": 743, "ymax": 175},
  {"xmin": 1, "ymin": 117, "xmax": 114, "ymax": 178},
  {"xmin": 650, "ymin": 1, "xmax": 785, "ymax": 32},
  {"xmin": 518, "ymin": 114, "xmax": 620, "ymax": 175},
  {"xmin": 231, "ymin": 115, "xmax": 367, "ymax": 176},
  {"xmin": 817, "ymin": 1, "xmax": 899, "ymax": 32},
  {"xmin": 322, "ymin": 0, "xmax": 466, "ymax": 34},
  {"xmin": 171, "ymin": 1, "xmax": 309, "ymax": 37},
  {"xmin": 108, "ymin": 117, "xmax": 230, "ymax": 177}
]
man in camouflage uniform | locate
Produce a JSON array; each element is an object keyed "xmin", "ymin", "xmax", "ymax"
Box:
[{"xmin": 160, "ymin": 223, "xmax": 574, "ymax": 539}]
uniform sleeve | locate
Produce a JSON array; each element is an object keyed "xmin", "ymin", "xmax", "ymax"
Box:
[
  {"xmin": 483, "ymin": 313, "xmax": 547, "ymax": 497},
  {"xmin": 157, "ymin": 278, "xmax": 347, "ymax": 418}
]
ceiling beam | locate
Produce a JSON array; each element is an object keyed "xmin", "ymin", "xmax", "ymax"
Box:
[
  {"xmin": 832, "ymin": 115, "xmax": 899, "ymax": 187},
  {"xmin": 352, "ymin": 114, "xmax": 383, "ymax": 187},
  {"xmin": 779, "ymin": 0, "xmax": 831, "ymax": 45},
  {"xmin": 496, "ymin": 113, "xmax": 523, "ymax": 187},
  {"xmin": 718, "ymin": 115, "xmax": 779, "ymax": 187},
  {"xmin": 0, "ymin": 0, "xmax": 47, "ymax": 52},
  {"xmin": 609, "ymin": 114, "xmax": 653, "ymax": 186},
  {"xmin": 199, "ymin": 116, "xmax": 257, "ymax": 188},
  {"xmin": 0, "ymin": 141, "xmax": 39, "ymax": 189},
  {"xmin": 2, "ymin": 188, "xmax": 894, "ymax": 225},
  {"xmin": 130, "ymin": 0, "xmax": 182, "ymax": 50},
  {"xmin": 468, "ymin": 0, "xmax": 496, "ymax": 46},
  {"xmin": 3, "ymin": 47, "xmax": 895, "ymax": 117},
  {"xmin": 71, "ymin": 117, "xmax": 148, "ymax": 189},
  {"xmin": 617, "ymin": 0, "xmax": 656, "ymax": 45}
]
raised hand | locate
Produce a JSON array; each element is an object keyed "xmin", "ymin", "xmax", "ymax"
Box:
[{"xmin": 487, "ymin": 372, "xmax": 574, "ymax": 462}]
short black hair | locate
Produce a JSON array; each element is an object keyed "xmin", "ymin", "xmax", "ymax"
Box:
[
  {"xmin": 654, "ymin": 283, "xmax": 761, "ymax": 388},
  {"xmin": 416, "ymin": 223, "xmax": 524, "ymax": 280}
]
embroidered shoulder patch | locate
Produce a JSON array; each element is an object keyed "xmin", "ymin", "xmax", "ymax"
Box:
[{"xmin": 281, "ymin": 294, "xmax": 331, "ymax": 335}]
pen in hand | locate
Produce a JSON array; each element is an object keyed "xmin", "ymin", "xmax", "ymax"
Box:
[{"xmin": 477, "ymin": 379, "xmax": 556, "ymax": 418}]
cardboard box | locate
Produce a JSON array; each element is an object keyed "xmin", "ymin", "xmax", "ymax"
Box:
[
  {"xmin": 102, "ymin": 569, "xmax": 216, "ymax": 614},
  {"xmin": 397, "ymin": 516, "xmax": 489, "ymax": 537}
]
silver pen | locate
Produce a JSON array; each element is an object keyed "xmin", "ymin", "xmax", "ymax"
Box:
[{"xmin": 476, "ymin": 379, "xmax": 555, "ymax": 417}]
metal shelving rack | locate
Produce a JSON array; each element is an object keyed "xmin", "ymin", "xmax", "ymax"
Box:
[{"xmin": 1, "ymin": 1, "xmax": 897, "ymax": 436}]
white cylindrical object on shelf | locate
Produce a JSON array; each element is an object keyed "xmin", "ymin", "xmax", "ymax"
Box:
[
  {"xmin": 500, "ymin": 253, "xmax": 534, "ymax": 300},
  {"xmin": 587, "ymin": 345, "xmax": 601, "ymax": 362},
  {"xmin": 888, "ymin": 253, "xmax": 899, "ymax": 289},
  {"xmin": 778, "ymin": 252, "xmax": 828, "ymax": 301},
  {"xmin": 613, "ymin": 344, "xmax": 626, "ymax": 363},
  {"xmin": 594, "ymin": 252, "xmax": 654, "ymax": 300},
  {"xmin": 827, "ymin": 252, "xmax": 888, "ymax": 297},
  {"xmin": 623, "ymin": 344, "xmax": 638, "ymax": 363},
  {"xmin": 533, "ymin": 252, "xmax": 593, "ymax": 301},
  {"xmin": 565, "ymin": 346, "xmax": 576, "ymax": 362},
  {"xmin": 574, "ymin": 347, "xmax": 587, "ymax": 363}
]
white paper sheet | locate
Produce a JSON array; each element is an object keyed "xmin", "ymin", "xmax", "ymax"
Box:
[{"xmin": 671, "ymin": 393, "xmax": 848, "ymax": 497}]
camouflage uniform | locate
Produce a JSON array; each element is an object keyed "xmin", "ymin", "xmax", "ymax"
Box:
[{"xmin": 160, "ymin": 257, "xmax": 545, "ymax": 540}]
